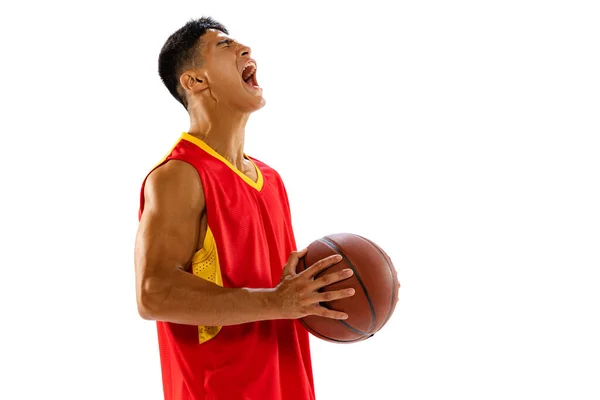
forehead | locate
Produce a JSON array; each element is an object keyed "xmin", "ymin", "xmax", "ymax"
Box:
[{"xmin": 201, "ymin": 29, "xmax": 234, "ymax": 45}]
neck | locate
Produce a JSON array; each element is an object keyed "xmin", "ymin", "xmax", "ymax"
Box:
[{"xmin": 187, "ymin": 105, "xmax": 250, "ymax": 170}]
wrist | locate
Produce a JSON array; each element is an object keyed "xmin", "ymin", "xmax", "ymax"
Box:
[{"xmin": 247, "ymin": 287, "xmax": 282, "ymax": 321}]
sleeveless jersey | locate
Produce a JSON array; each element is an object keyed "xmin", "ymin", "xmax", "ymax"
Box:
[{"xmin": 138, "ymin": 133, "xmax": 315, "ymax": 400}]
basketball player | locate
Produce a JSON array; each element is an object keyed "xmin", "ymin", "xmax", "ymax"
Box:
[{"xmin": 134, "ymin": 17, "xmax": 357, "ymax": 400}]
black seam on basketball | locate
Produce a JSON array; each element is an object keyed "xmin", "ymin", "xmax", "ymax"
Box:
[
  {"xmin": 298, "ymin": 256, "xmax": 367, "ymax": 342},
  {"xmin": 317, "ymin": 302, "xmax": 371, "ymax": 337},
  {"xmin": 319, "ymin": 236, "xmax": 377, "ymax": 334},
  {"xmin": 299, "ymin": 319, "xmax": 367, "ymax": 343},
  {"xmin": 360, "ymin": 236, "xmax": 397, "ymax": 328}
]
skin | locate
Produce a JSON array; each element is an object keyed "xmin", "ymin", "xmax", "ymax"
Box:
[{"xmin": 134, "ymin": 29, "xmax": 358, "ymax": 326}]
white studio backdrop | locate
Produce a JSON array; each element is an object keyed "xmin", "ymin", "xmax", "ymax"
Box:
[{"xmin": 0, "ymin": 0, "xmax": 599, "ymax": 399}]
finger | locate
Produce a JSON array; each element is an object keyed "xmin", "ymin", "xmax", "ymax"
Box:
[
  {"xmin": 302, "ymin": 254, "xmax": 343, "ymax": 279},
  {"xmin": 312, "ymin": 305, "xmax": 349, "ymax": 320},
  {"xmin": 306, "ymin": 268, "xmax": 354, "ymax": 292},
  {"xmin": 288, "ymin": 248, "xmax": 308, "ymax": 262},
  {"xmin": 282, "ymin": 248, "xmax": 308, "ymax": 275},
  {"xmin": 308, "ymin": 288, "xmax": 355, "ymax": 304},
  {"xmin": 295, "ymin": 247, "xmax": 308, "ymax": 258}
]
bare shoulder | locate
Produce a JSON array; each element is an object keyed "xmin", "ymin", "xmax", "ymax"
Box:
[{"xmin": 143, "ymin": 160, "xmax": 204, "ymax": 216}]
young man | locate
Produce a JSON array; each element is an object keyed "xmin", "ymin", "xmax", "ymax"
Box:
[{"xmin": 134, "ymin": 17, "xmax": 356, "ymax": 400}]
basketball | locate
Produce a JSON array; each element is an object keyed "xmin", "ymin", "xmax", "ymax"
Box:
[{"xmin": 295, "ymin": 233, "xmax": 399, "ymax": 343}]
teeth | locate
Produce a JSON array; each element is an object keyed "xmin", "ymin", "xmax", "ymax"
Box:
[{"xmin": 242, "ymin": 62, "xmax": 257, "ymax": 81}]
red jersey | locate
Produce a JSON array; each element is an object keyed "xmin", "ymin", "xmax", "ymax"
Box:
[{"xmin": 138, "ymin": 133, "xmax": 315, "ymax": 400}]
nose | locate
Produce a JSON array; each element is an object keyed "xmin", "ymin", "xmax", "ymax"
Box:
[{"xmin": 239, "ymin": 45, "xmax": 251, "ymax": 58}]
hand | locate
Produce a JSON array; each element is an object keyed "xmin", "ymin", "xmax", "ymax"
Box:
[{"xmin": 274, "ymin": 248, "xmax": 356, "ymax": 320}]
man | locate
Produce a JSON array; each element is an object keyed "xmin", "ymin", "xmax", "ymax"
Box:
[{"xmin": 134, "ymin": 17, "xmax": 356, "ymax": 400}]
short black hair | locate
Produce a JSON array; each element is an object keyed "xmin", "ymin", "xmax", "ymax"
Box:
[{"xmin": 158, "ymin": 17, "xmax": 228, "ymax": 108}]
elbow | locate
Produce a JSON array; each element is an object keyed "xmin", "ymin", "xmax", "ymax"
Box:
[
  {"xmin": 137, "ymin": 296, "xmax": 155, "ymax": 320},
  {"xmin": 137, "ymin": 276, "xmax": 168, "ymax": 321}
]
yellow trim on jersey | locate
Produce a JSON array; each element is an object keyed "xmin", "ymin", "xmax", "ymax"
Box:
[
  {"xmin": 152, "ymin": 137, "xmax": 181, "ymax": 169},
  {"xmin": 191, "ymin": 227, "xmax": 223, "ymax": 344},
  {"xmin": 180, "ymin": 132, "xmax": 264, "ymax": 191}
]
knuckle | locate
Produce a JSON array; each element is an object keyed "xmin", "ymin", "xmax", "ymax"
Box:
[
  {"xmin": 323, "ymin": 256, "xmax": 336, "ymax": 266},
  {"xmin": 311, "ymin": 260, "xmax": 325, "ymax": 270},
  {"xmin": 326, "ymin": 256, "xmax": 340, "ymax": 265},
  {"xmin": 320, "ymin": 277, "xmax": 332, "ymax": 287}
]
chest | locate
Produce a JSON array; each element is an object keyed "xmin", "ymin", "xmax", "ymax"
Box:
[{"xmin": 204, "ymin": 174, "xmax": 293, "ymax": 287}]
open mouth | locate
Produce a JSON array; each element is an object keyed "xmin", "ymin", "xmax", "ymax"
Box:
[{"xmin": 241, "ymin": 60, "xmax": 260, "ymax": 90}]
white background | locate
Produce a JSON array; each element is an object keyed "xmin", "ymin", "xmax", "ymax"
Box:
[{"xmin": 1, "ymin": 0, "xmax": 599, "ymax": 399}]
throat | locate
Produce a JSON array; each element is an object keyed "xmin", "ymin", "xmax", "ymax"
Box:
[{"xmin": 241, "ymin": 158, "xmax": 259, "ymax": 183}]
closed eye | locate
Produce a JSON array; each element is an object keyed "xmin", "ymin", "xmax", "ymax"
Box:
[{"xmin": 217, "ymin": 39, "xmax": 235, "ymax": 48}]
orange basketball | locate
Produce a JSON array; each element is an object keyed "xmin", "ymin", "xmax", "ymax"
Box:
[{"xmin": 295, "ymin": 233, "xmax": 399, "ymax": 343}]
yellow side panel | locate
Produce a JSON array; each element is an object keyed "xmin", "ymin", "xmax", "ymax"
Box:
[{"xmin": 191, "ymin": 227, "xmax": 223, "ymax": 344}]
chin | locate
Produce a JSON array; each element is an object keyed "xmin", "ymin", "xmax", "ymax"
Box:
[
  {"xmin": 254, "ymin": 97, "xmax": 266, "ymax": 111},
  {"xmin": 237, "ymin": 92, "xmax": 266, "ymax": 113}
]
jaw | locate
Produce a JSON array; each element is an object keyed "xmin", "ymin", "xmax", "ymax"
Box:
[
  {"xmin": 202, "ymin": 60, "xmax": 266, "ymax": 113},
  {"xmin": 240, "ymin": 90, "xmax": 266, "ymax": 112},
  {"xmin": 224, "ymin": 84, "xmax": 266, "ymax": 114}
]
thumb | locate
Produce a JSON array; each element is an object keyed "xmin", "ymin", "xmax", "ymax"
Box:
[{"xmin": 282, "ymin": 248, "xmax": 308, "ymax": 277}]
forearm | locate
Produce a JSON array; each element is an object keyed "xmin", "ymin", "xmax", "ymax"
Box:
[{"xmin": 139, "ymin": 268, "xmax": 282, "ymax": 326}]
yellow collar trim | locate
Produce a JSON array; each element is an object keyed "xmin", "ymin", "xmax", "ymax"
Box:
[{"xmin": 180, "ymin": 132, "xmax": 264, "ymax": 191}]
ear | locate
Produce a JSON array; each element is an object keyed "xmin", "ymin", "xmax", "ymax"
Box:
[{"xmin": 179, "ymin": 71, "xmax": 208, "ymax": 95}]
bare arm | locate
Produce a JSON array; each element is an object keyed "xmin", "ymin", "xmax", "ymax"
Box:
[{"xmin": 134, "ymin": 160, "xmax": 355, "ymax": 326}]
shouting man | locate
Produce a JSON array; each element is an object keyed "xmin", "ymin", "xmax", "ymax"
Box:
[{"xmin": 134, "ymin": 17, "xmax": 356, "ymax": 400}]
